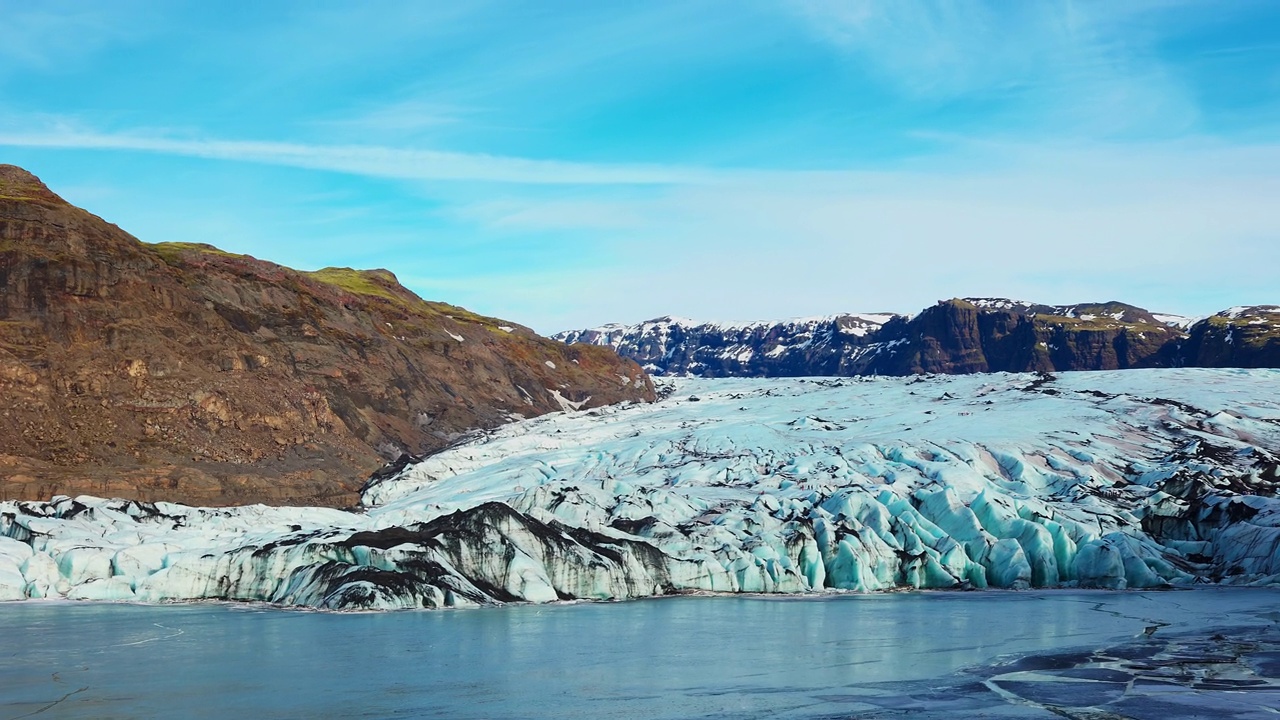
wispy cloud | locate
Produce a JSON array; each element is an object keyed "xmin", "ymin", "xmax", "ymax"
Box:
[
  {"xmin": 452, "ymin": 198, "xmax": 651, "ymax": 231},
  {"xmin": 785, "ymin": 0, "xmax": 1201, "ymax": 136},
  {"xmin": 788, "ymin": 0, "xmax": 1020, "ymax": 97},
  {"xmin": 0, "ymin": 129, "xmax": 714, "ymax": 185},
  {"xmin": 309, "ymin": 99, "xmax": 468, "ymax": 137}
]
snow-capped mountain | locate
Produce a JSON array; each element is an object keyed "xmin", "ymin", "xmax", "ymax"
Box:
[
  {"xmin": 556, "ymin": 298, "xmax": 1264, "ymax": 377},
  {"xmin": 3, "ymin": 368, "xmax": 1280, "ymax": 610},
  {"xmin": 552, "ymin": 313, "xmax": 900, "ymax": 376}
]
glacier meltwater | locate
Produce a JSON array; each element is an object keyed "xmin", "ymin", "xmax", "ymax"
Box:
[{"xmin": 3, "ymin": 369, "xmax": 1280, "ymax": 609}]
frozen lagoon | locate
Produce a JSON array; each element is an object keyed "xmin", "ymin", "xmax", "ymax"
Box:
[{"xmin": 3, "ymin": 588, "xmax": 1280, "ymax": 719}]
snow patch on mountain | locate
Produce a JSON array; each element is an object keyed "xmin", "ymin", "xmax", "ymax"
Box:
[
  {"xmin": 1153, "ymin": 313, "xmax": 1198, "ymax": 329},
  {"xmin": 964, "ymin": 298, "xmax": 1039, "ymax": 312},
  {"xmin": 1221, "ymin": 306, "xmax": 1280, "ymax": 320}
]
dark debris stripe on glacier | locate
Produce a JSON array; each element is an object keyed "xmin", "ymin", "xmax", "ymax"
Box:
[{"xmin": 3, "ymin": 368, "xmax": 1280, "ymax": 610}]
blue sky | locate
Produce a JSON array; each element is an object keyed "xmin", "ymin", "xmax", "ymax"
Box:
[{"xmin": 2, "ymin": 1, "xmax": 1279, "ymax": 332}]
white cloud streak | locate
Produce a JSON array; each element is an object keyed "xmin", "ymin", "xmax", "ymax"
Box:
[{"xmin": 0, "ymin": 130, "xmax": 715, "ymax": 186}]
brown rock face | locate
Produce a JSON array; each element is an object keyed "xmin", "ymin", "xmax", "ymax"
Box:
[
  {"xmin": 1178, "ymin": 307, "xmax": 1280, "ymax": 368},
  {"xmin": 0, "ymin": 165, "xmax": 653, "ymax": 507},
  {"xmin": 859, "ymin": 299, "xmax": 1184, "ymax": 375}
]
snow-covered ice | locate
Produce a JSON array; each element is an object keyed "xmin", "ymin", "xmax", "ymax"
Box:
[{"xmin": 3, "ymin": 369, "xmax": 1280, "ymax": 609}]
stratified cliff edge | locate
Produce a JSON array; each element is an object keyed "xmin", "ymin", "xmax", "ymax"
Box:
[
  {"xmin": 0, "ymin": 165, "xmax": 652, "ymax": 506},
  {"xmin": 1177, "ymin": 306, "xmax": 1280, "ymax": 368},
  {"xmin": 858, "ymin": 299, "xmax": 1185, "ymax": 375}
]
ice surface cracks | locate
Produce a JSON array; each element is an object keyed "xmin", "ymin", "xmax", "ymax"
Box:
[{"xmin": 979, "ymin": 625, "xmax": 1280, "ymax": 719}]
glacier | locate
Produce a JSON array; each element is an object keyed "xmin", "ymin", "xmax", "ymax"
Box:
[{"xmin": 3, "ymin": 368, "xmax": 1280, "ymax": 610}]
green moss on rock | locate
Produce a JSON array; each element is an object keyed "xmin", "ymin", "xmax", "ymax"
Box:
[{"xmin": 149, "ymin": 242, "xmax": 247, "ymax": 265}]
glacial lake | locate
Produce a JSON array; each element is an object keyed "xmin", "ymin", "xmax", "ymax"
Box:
[{"xmin": 3, "ymin": 589, "xmax": 1280, "ymax": 719}]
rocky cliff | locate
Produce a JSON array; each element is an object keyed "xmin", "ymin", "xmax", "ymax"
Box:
[
  {"xmin": 0, "ymin": 165, "xmax": 652, "ymax": 507},
  {"xmin": 857, "ymin": 299, "xmax": 1187, "ymax": 375},
  {"xmin": 1176, "ymin": 306, "xmax": 1280, "ymax": 368}
]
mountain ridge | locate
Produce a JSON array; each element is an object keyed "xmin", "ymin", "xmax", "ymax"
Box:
[{"xmin": 556, "ymin": 297, "xmax": 1278, "ymax": 376}]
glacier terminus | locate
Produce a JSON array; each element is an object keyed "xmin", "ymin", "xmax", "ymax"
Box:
[{"xmin": 3, "ymin": 368, "xmax": 1280, "ymax": 610}]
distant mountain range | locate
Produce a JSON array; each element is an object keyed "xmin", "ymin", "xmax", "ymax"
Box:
[{"xmin": 555, "ymin": 298, "xmax": 1280, "ymax": 376}]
